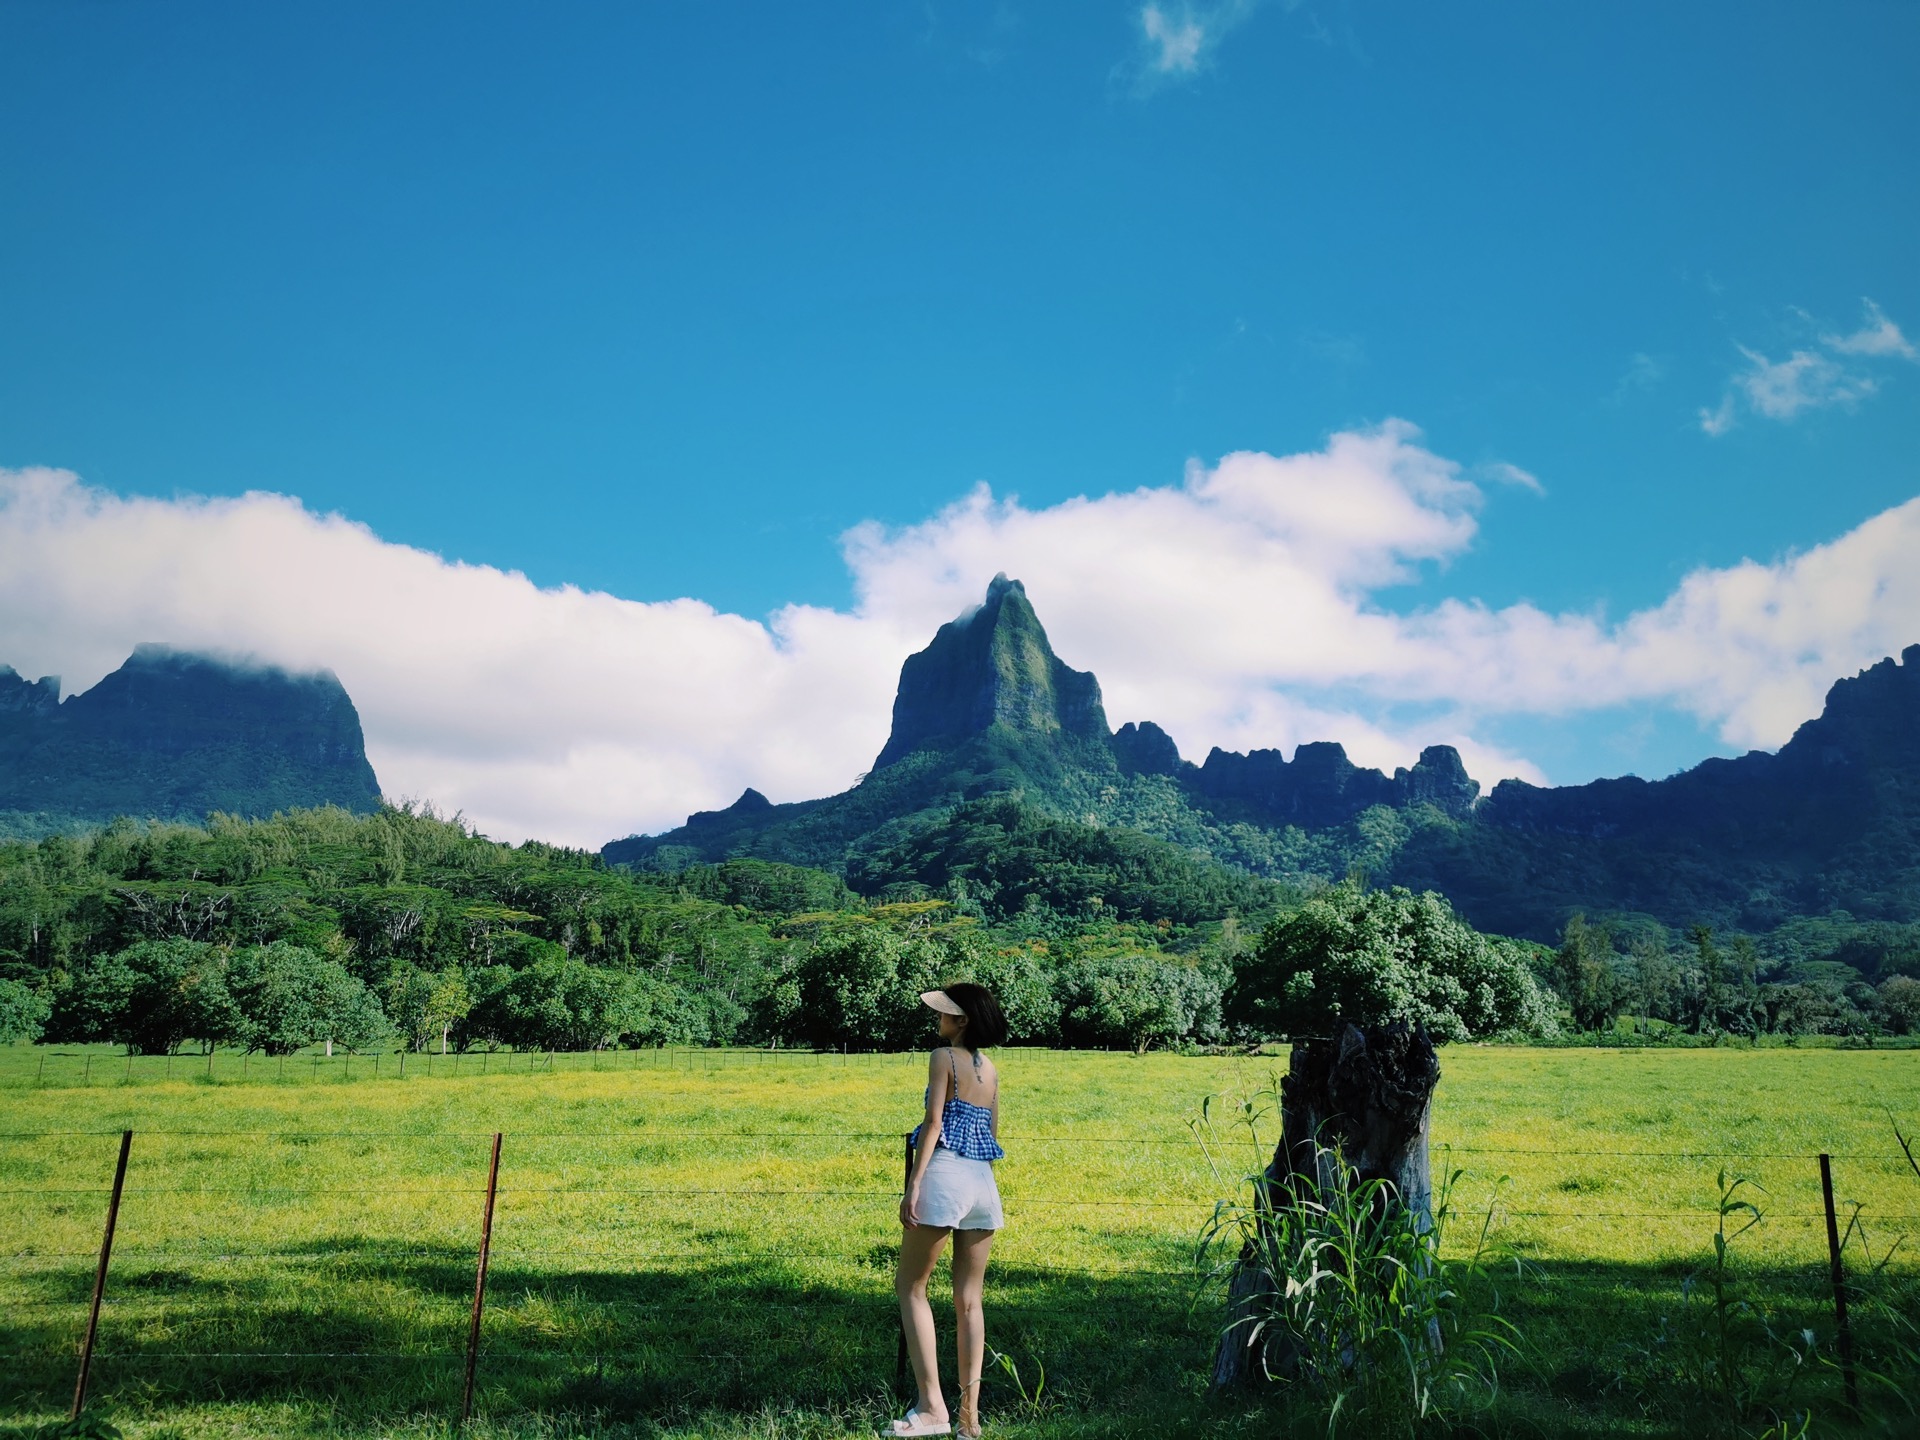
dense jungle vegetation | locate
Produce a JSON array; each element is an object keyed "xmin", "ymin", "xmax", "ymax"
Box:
[{"xmin": 0, "ymin": 803, "xmax": 1915, "ymax": 1056}]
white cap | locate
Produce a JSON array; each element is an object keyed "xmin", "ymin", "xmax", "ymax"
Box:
[{"xmin": 919, "ymin": 989, "xmax": 965, "ymax": 1016}]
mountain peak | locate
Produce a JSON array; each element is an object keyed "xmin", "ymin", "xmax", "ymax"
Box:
[
  {"xmin": 0, "ymin": 645, "xmax": 381, "ymax": 831},
  {"xmin": 0, "ymin": 666, "xmax": 61, "ymax": 715},
  {"xmin": 873, "ymin": 576, "xmax": 1109, "ymax": 770}
]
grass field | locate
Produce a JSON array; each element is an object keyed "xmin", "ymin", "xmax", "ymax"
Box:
[{"xmin": 2, "ymin": 1042, "xmax": 1917, "ymax": 1439}]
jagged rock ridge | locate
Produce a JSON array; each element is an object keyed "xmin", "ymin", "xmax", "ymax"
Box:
[
  {"xmin": 607, "ymin": 575, "xmax": 1480, "ymax": 863},
  {"xmin": 875, "ymin": 574, "xmax": 1108, "ymax": 767},
  {"xmin": 1480, "ymin": 644, "xmax": 1920, "ymax": 843},
  {"xmin": 606, "ymin": 578, "xmax": 1920, "ymax": 941}
]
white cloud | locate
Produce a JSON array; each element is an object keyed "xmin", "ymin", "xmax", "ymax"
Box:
[
  {"xmin": 1700, "ymin": 298, "xmax": 1914, "ymax": 435},
  {"xmin": 1822, "ymin": 298, "xmax": 1918, "ymax": 359},
  {"xmin": 1481, "ymin": 462, "xmax": 1545, "ymax": 495},
  {"xmin": 1132, "ymin": 1, "xmax": 1268, "ymax": 84},
  {"xmin": 1141, "ymin": 4, "xmax": 1208, "ymax": 73},
  {"xmin": 5, "ymin": 427, "xmax": 1919, "ymax": 848},
  {"xmin": 841, "ymin": 427, "xmax": 1920, "ymax": 772},
  {"xmin": 1734, "ymin": 345, "xmax": 1876, "ymax": 420},
  {"xmin": 0, "ymin": 468, "xmax": 910, "ymax": 848},
  {"xmin": 1697, "ymin": 393, "xmax": 1737, "ymax": 437}
]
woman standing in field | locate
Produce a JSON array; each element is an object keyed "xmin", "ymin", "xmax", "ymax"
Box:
[{"xmin": 891, "ymin": 984, "xmax": 1008, "ymax": 1439}]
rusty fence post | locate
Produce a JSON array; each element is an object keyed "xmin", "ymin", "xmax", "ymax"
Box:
[
  {"xmin": 1818, "ymin": 1153, "xmax": 1859, "ymax": 1412},
  {"xmin": 461, "ymin": 1132, "xmax": 504, "ymax": 1425},
  {"xmin": 71, "ymin": 1129, "xmax": 133, "ymax": 1419}
]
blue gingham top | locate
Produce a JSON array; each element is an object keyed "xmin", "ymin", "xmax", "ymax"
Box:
[{"xmin": 909, "ymin": 1048, "xmax": 1005, "ymax": 1163}]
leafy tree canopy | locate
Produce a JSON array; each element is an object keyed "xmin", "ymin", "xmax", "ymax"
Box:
[{"xmin": 1226, "ymin": 884, "xmax": 1554, "ymax": 1043}]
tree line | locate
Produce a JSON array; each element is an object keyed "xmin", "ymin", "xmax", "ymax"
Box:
[
  {"xmin": 1, "ymin": 801, "xmax": 1909, "ymax": 1056},
  {"xmin": 1549, "ymin": 912, "xmax": 1920, "ymax": 1039},
  {"xmin": 0, "ymin": 803, "xmax": 1551, "ymax": 1054}
]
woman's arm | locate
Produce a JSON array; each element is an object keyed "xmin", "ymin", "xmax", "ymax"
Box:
[{"xmin": 901, "ymin": 1048, "xmax": 949, "ymax": 1225}]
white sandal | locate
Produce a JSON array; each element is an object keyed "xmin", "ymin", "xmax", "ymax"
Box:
[{"xmin": 886, "ymin": 1408, "xmax": 952, "ymax": 1437}]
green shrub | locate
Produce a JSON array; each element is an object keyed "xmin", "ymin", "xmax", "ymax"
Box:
[{"xmin": 0, "ymin": 976, "xmax": 50, "ymax": 1043}]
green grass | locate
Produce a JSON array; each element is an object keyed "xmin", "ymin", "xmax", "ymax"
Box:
[{"xmin": 1, "ymin": 1043, "xmax": 1917, "ymax": 1439}]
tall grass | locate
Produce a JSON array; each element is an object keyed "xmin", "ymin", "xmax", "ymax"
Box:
[{"xmin": 1193, "ymin": 1078, "xmax": 1516, "ymax": 1436}]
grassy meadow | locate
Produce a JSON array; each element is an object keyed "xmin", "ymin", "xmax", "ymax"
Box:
[{"xmin": 1, "ymin": 1042, "xmax": 1917, "ymax": 1439}]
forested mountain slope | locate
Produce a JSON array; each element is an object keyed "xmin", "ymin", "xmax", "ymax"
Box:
[
  {"xmin": 0, "ymin": 646, "xmax": 381, "ymax": 836},
  {"xmin": 606, "ymin": 578, "xmax": 1920, "ymax": 944}
]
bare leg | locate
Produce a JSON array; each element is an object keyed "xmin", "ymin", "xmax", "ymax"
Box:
[
  {"xmin": 950, "ymin": 1228, "xmax": 994, "ymax": 1436},
  {"xmin": 896, "ymin": 1223, "xmax": 952, "ymax": 1423}
]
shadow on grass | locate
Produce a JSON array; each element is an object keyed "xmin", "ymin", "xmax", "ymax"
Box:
[
  {"xmin": 0, "ymin": 1237, "xmax": 1220, "ymax": 1426},
  {"xmin": 1455, "ymin": 1255, "xmax": 1919, "ymax": 1436},
  {"xmin": 3, "ymin": 1242, "xmax": 1916, "ymax": 1436}
]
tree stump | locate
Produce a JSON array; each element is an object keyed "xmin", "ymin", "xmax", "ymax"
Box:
[{"xmin": 1210, "ymin": 1021, "xmax": 1441, "ymax": 1389}]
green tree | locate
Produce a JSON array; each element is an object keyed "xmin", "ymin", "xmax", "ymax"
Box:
[
  {"xmin": 225, "ymin": 941, "xmax": 388, "ymax": 1055},
  {"xmin": 463, "ymin": 956, "xmax": 645, "ymax": 1052},
  {"xmin": 1880, "ymin": 975, "xmax": 1920, "ymax": 1035},
  {"xmin": 1059, "ymin": 953, "xmax": 1224, "ymax": 1053},
  {"xmin": 56, "ymin": 939, "xmax": 238, "ymax": 1054},
  {"xmin": 1554, "ymin": 914, "xmax": 1624, "ymax": 1031},
  {"xmin": 1629, "ymin": 935, "xmax": 1679, "ymax": 1026},
  {"xmin": 1687, "ymin": 926, "xmax": 1761, "ymax": 1036},
  {"xmin": 963, "ymin": 945, "xmax": 1063, "ymax": 1044},
  {"xmin": 767, "ymin": 925, "xmax": 916, "ymax": 1051},
  {"xmin": 1226, "ymin": 884, "xmax": 1554, "ymax": 1043},
  {"xmin": 0, "ymin": 976, "xmax": 50, "ymax": 1043},
  {"xmin": 388, "ymin": 964, "xmax": 475, "ymax": 1053}
]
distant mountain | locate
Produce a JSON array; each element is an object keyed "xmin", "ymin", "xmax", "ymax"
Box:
[
  {"xmin": 606, "ymin": 576, "xmax": 1129, "ymax": 872},
  {"xmin": 877, "ymin": 573, "xmax": 1110, "ymax": 767},
  {"xmin": 1389, "ymin": 644, "xmax": 1920, "ymax": 937},
  {"xmin": 0, "ymin": 645, "xmax": 382, "ymax": 834},
  {"xmin": 604, "ymin": 577, "xmax": 1920, "ymax": 942}
]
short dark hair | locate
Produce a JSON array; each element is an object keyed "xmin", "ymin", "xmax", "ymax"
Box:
[{"xmin": 943, "ymin": 982, "xmax": 1008, "ymax": 1049}]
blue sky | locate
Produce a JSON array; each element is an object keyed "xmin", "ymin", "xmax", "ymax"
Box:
[{"xmin": 2, "ymin": 1, "xmax": 1917, "ymax": 843}]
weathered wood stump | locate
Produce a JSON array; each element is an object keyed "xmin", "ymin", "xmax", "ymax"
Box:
[{"xmin": 1210, "ymin": 1021, "xmax": 1441, "ymax": 1389}]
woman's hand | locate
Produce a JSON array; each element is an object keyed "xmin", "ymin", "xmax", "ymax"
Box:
[{"xmin": 899, "ymin": 1184, "xmax": 921, "ymax": 1228}]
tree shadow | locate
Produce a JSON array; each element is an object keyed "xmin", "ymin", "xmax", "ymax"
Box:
[
  {"xmin": 0, "ymin": 1237, "xmax": 1221, "ymax": 1423},
  {"xmin": 2, "ymin": 1244, "xmax": 1913, "ymax": 1434}
]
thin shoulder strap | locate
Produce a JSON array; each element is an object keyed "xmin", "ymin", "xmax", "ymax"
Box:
[{"xmin": 947, "ymin": 1047, "xmax": 960, "ymax": 1085}]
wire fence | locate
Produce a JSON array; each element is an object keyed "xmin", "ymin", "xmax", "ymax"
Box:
[
  {"xmin": 13, "ymin": 1036, "xmax": 1920, "ymax": 1092},
  {"xmin": 5, "ymin": 1043, "xmax": 956, "ymax": 1090},
  {"xmin": 2, "ymin": 1115, "xmax": 1917, "ymax": 1429}
]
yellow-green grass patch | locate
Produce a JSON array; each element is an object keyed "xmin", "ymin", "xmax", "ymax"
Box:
[{"xmin": 1, "ymin": 1043, "xmax": 1916, "ymax": 1438}]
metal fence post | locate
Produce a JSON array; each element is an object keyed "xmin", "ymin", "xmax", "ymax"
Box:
[
  {"xmin": 1818, "ymin": 1153, "xmax": 1859, "ymax": 1411},
  {"xmin": 71, "ymin": 1129, "xmax": 133, "ymax": 1419},
  {"xmin": 461, "ymin": 1132, "xmax": 504, "ymax": 1425}
]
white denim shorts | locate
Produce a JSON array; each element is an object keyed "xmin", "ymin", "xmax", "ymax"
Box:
[{"xmin": 915, "ymin": 1145, "xmax": 1004, "ymax": 1231}]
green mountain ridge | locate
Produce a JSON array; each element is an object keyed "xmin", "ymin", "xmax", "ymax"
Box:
[
  {"xmin": 0, "ymin": 645, "xmax": 382, "ymax": 836},
  {"xmin": 605, "ymin": 577, "xmax": 1920, "ymax": 944}
]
